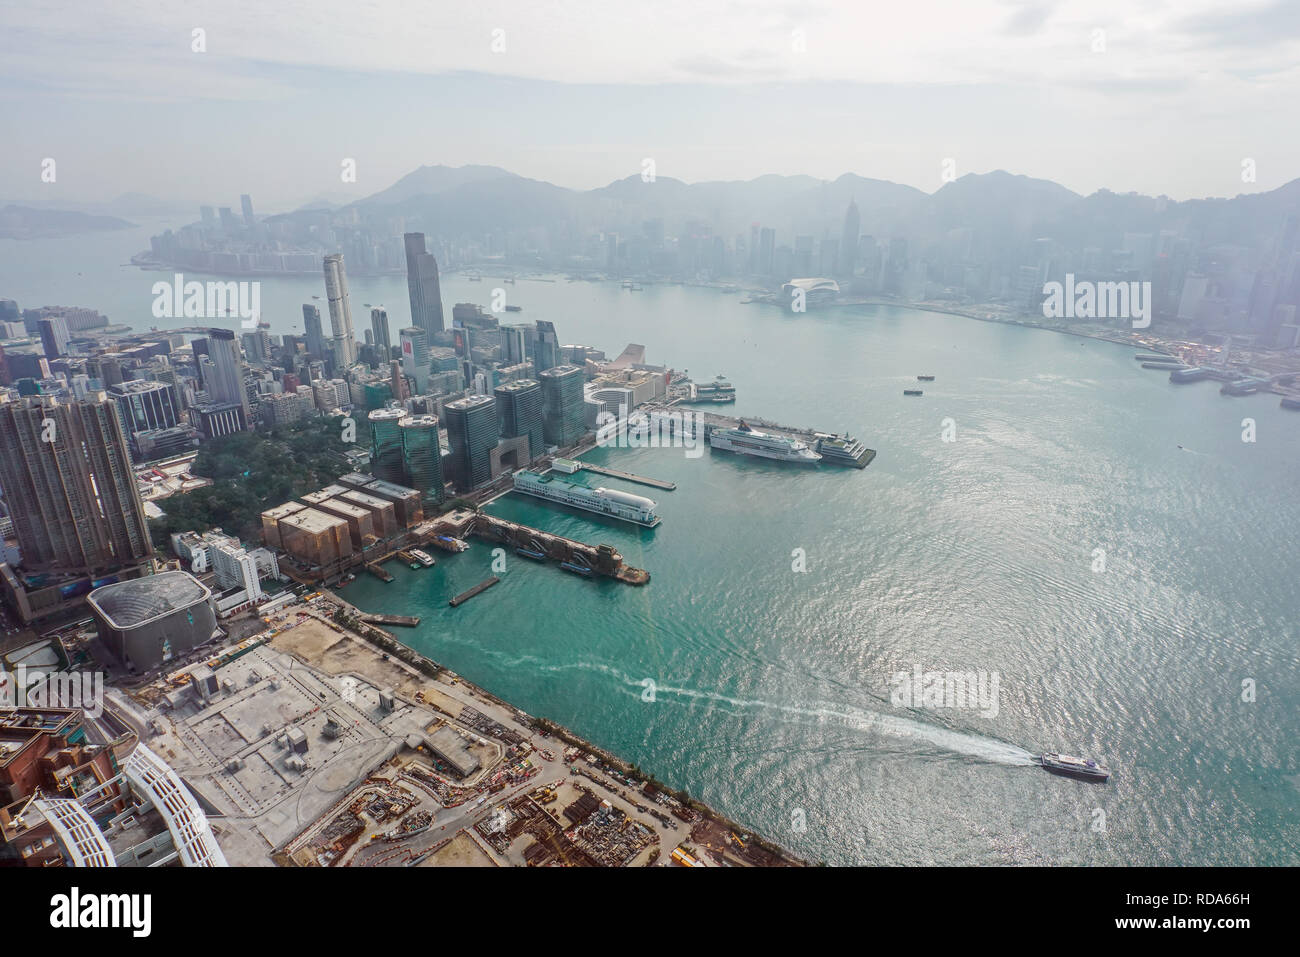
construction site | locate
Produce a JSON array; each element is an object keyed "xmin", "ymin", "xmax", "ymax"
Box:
[{"xmin": 106, "ymin": 591, "xmax": 798, "ymax": 867}]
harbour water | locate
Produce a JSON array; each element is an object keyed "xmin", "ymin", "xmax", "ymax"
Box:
[{"xmin": 3, "ymin": 227, "xmax": 1298, "ymax": 864}]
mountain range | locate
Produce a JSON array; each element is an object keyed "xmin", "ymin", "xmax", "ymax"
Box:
[{"xmin": 273, "ymin": 164, "xmax": 1300, "ymax": 262}]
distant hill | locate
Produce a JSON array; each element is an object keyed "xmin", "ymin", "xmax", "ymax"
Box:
[
  {"xmin": 267, "ymin": 163, "xmax": 1300, "ymax": 257},
  {"xmin": 357, "ymin": 164, "xmax": 521, "ymax": 208},
  {"xmin": 0, "ymin": 204, "xmax": 135, "ymax": 240}
]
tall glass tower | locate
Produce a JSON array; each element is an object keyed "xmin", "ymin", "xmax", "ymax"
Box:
[
  {"xmin": 494, "ymin": 378, "xmax": 543, "ymax": 462},
  {"xmin": 539, "ymin": 364, "xmax": 585, "ymax": 448},
  {"xmin": 400, "ymin": 415, "xmax": 445, "ymax": 506},
  {"xmin": 368, "ymin": 408, "xmax": 406, "ymax": 484},
  {"xmin": 322, "ymin": 253, "xmax": 356, "ymax": 368},
  {"xmin": 444, "ymin": 394, "xmax": 498, "ymax": 491},
  {"xmin": 404, "ymin": 232, "xmax": 446, "ymax": 338}
]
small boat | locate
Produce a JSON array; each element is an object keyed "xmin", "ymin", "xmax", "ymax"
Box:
[
  {"xmin": 1039, "ymin": 753, "xmax": 1109, "ymax": 782},
  {"xmin": 903, "ymin": 389, "xmax": 923, "ymax": 396}
]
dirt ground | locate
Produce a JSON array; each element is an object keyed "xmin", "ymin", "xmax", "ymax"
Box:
[
  {"xmin": 420, "ymin": 832, "xmax": 496, "ymax": 867},
  {"xmin": 270, "ymin": 617, "xmax": 446, "ymax": 712}
]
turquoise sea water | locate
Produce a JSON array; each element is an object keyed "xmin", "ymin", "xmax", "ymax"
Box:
[{"xmin": 3, "ymin": 227, "xmax": 1298, "ymax": 864}]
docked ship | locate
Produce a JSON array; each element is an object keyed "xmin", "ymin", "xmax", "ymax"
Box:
[
  {"xmin": 813, "ymin": 433, "xmax": 876, "ymax": 469},
  {"xmin": 1039, "ymin": 753, "xmax": 1110, "ymax": 783},
  {"xmin": 428, "ymin": 535, "xmax": 470, "ymax": 553},
  {"xmin": 706, "ymin": 422, "xmax": 822, "ymax": 464},
  {"xmin": 513, "ymin": 470, "xmax": 661, "ymax": 527},
  {"xmin": 408, "ymin": 549, "xmax": 435, "ymax": 567},
  {"xmin": 1170, "ymin": 366, "xmax": 1211, "ymax": 383},
  {"xmin": 691, "ymin": 375, "xmax": 736, "ymax": 403}
]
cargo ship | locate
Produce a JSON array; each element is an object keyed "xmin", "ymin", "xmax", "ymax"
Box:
[
  {"xmin": 916, "ymin": 375, "xmax": 935, "ymax": 381},
  {"xmin": 513, "ymin": 470, "xmax": 661, "ymax": 527},
  {"xmin": 706, "ymin": 422, "xmax": 821, "ymax": 464},
  {"xmin": 903, "ymin": 389, "xmax": 923, "ymax": 396}
]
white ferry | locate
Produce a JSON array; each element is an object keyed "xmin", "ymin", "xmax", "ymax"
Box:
[
  {"xmin": 408, "ymin": 549, "xmax": 435, "ymax": 567},
  {"xmin": 707, "ymin": 421, "xmax": 822, "ymax": 464},
  {"xmin": 513, "ymin": 471, "xmax": 660, "ymax": 527}
]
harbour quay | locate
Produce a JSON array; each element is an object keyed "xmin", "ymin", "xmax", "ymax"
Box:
[{"xmin": 430, "ymin": 509, "xmax": 650, "ymax": 586}]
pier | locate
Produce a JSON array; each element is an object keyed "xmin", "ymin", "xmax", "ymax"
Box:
[
  {"xmin": 576, "ymin": 462, "xmax": 676, "ymax": 490},
  {"xmin": 449, "ymin": 577, "xmax": 500, "ymax": 607},
  {"xmin": 365, "ymin": 563, "xmax": 394, "ymax": 582},
  {"xmin": 650, "ymin": 403, "xmax": 875, "ymax": 467},
  {"xmin": 432, "ymin": 512, "xmax": 650, "ymax": 586},
  {"xmin": 358, "ymin": 613, "xmax": 421, "ymax": 627}
]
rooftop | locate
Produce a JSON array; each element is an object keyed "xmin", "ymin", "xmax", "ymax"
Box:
[{"xmin": 87, "ymin": 571, "xmax": 211, "ymax": 630}]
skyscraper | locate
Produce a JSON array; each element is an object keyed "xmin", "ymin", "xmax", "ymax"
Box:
[
  {"xmin": 533, "ymin": 320, "xmax": 560, "ymax": 375},
  {"xmin": 400, "ymin": 415, "xmax": 445, "ymax": 506},
  {"xmin": 501, "ymin": 325, "xmax": 528, "ymax": 367},
  {"xmin": 204, "ymin": 328, "xmax": 250, "ymax": 429},
  {"xmin": 368, "ymin": 408, "xmax": 406, "ymax": 484},
  {"xmin": 303, "ymin": 303, "xmax": 327, "ymax": 361},
  {"xmin": 399, "ymin": 326, "xmax": 429, "ymax": 391},
  {"xmin": 240, "ymin": 193, "xmax": 255, "ymax": 227},
  {"xmin": 539, "ymin": 364, "xmax": 585, "ymax": 448},
  {"xmin": 443, "ymin": 394, "xmax": 498, "ymax": 492},
  {"xmin": 0, "ymin": 394, "xmax": 153, "ymax": 575},
  {"xmin": 759, "ymin": 227, "xmax": 776, "ymax": 275},
  {"xmin": 838, "ymin": 198, "xmax": 860, "ymax": 277},
  {"xmin": 38, "ymin": 315, "xmax": 71, "ymax": 359},
  {"xmin": 109, "ymin": 380, "xmax": 181, "ymax": 444},
  {"xmin": 494, "ymin": 378, "xmax": 543, "ymax": 462},
  {"xmin": 322, "ymin": 253, "xmax": 356, "ymax": 369},
  {"xmin": 404, "ymin": 232, "xmax": 446, "ymax": 338},
  {"xmin": 371, "ymin": 307, "xmax": 392, "ymax": 359}
]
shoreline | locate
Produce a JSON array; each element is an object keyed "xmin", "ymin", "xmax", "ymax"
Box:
[{"xmin": 323, "ymin": 589, "xmax": 806, "ymax": 865}]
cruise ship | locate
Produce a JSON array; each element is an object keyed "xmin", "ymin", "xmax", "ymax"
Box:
[
  {"xmin": 813, "ymin": 433, "xmax": 876, "ymax": 468},
  {"xmin": 706, "ymin": 422, "xmax": 822, "ymax": 464},
  {"xmin": 691, "ymin": 375, "xmax": 736, "ymax": 403},
  {"xmin": 513, "ymin": 470, "xmax": 661, "ymax": 527}
]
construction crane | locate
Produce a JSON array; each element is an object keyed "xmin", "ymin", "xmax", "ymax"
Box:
[{"xmin": 10, "ymin": 789, "xmax": 42, "ymax": 831}]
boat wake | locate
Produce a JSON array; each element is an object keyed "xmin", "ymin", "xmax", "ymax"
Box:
[{"xmin": 633, "ymin": 679, "xmax": 1037, "ymax": 767}]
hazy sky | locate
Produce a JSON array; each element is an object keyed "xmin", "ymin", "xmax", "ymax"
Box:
[{"xmin": 3, "ymin": 0, "xmax": 1298, "ymax": 207}]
